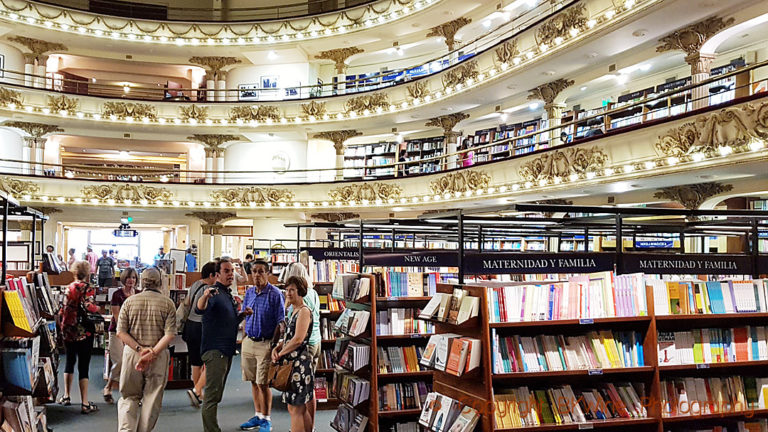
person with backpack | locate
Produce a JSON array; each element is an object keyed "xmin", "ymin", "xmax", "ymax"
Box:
[
  {"xmin": 179, "ymin": 261, "xmax": 217, "ymax": 408},
  {"xmin": 96, "ymin": 249, "xmax": 115, "ymax": 289}
]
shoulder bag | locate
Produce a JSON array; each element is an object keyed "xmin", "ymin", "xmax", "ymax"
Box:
[{"xmin": 177, "ymin": 283, "xmax": 206, "ymax": 335}]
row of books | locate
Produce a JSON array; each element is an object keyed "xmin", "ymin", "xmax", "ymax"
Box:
[
  {"xmin": 311, "ymin": 260, "xmax": 359, "ymax": 283},
  {"xmin": 332, "ymin": 370, "xmax": 370, "ymax": 406},
  {"xmin": 3, "ymin": 278, "xmax": 41, "ymax": 332},
  {"xmin": 419, "ymin": 288, "xmax": 479, "ymax": 325},
  {"xmin": 319, "ymin": 317, "xmax": 339, "ymax": 341},
  {"xmin": 379, "ymin": 381, "xmax": 430, "ymax": 412},
  {"xmin": 651, "ymin": 279, "xmax": 768, "ymax": 315},
  {"xmin": 660, "ymin": 376, "xmax": 768, "ymax": 416},
  {"xmin": 377, "ymin": 345, "xmax": 426, "ymax": 374},
  {"xmin": 373, "ymin": 270, "xmax": 439, "ymax": 298},
  {"xmin": 419, "ymin": 392, "xmax": 480, "ymax": 432},
  {"xmin": 0, "ymin": 336, "xmax": 40, "ymax": 393},
  {"xmin": 333, "ymin": 274, "xmax": 372, "ymax": 302},
  {"xmin": 314, "ymin": 376, "xmax": 330, "ymax": 401},
  {"xmin": 376, "ymin": 308, "xmax": 434, "ymax": 336},
  {"xmin": 1, "ymin": 396, "xmax": 40, "ymax": 432},
  {"xmin": 487, "ymin": 272, "xmax": 648, "ymax": 323},
  {"xmin": 658, "ymin": 327, "xmax": 768, "ymax": 366},
  {"xmin": 318, "ymin": 349, "xmax": 336, "ymax": 370},
  {"xmin": 491, "ymin": 330, "xmax": 645, "ymax": 374},
  {"xmin": 335, "ymin": 340, "xmax": 370, "ymax": 372},
  {"xmin": 331, "ymin": 404, "xmax": 368, "ymax": 432},
  {"xmin": 334, "ymin": 309, "xmax": 370, "ymax": 337},
  {"xmin": 494, "ymin": 382, "xmax": 647, "ymax": 428},
  {"xmin": 319, "ymin": 293, "xmax": 345, "ymax": 312},
  {"xmin": 421, "ymin": 334, "xmax": 481, "ymax": 377}
]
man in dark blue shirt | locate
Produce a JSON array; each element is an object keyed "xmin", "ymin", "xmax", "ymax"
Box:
[{"xmin": 195, "ymin": 259, "xmax": 253, "ymax": 432}]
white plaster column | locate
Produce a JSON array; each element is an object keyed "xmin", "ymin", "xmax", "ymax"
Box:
[
  {"xmin": 22, "ymin": 137, "xmax": 34, "ymax": 175},
  {"xmin": 33, "ymin": 138, "xmax": 44, "ymax": 175},
  {"xmin": 206, "ymin": 74, "xmax": 216, "ymax": 102},
  {"xmin": 336, "ymin": 73, "xmax": 347, "ymax": 95},
  {"xmin": 34, "ymin": 55, "xmax": 47, "ymax": 89},
  {"xmin": 190, "ymin": 81, "xmax": 199, "ymax": 101},
  {"xmin": 23, "ymin": 54, "xmax": 35, "ymax": 87},
  {"xmin": 334, "ymin": 142, "xmax": 344, "ymax": 180},
  {"xmin": 212, "ymin": 234, "xmax": 223, "ymax": 258},
  {"xmin": 688, "ymin": 53, "xmax": 715, "ymax": 111},
  {"xmin": 200, "ymin": 228, "xmax": 213, "ymax": 263},
  {"xmin": 216, "ymin": 151, "xmax": 225, "ymax": 183},
  {"xmin": 445, "ymin": 132, "xmax": 460, "ymax": 170},
  {"xmin": 546, "ymin": 103, "xmax": 566, "ymax": 147},
  {"xmin": 204, "ymin": 148, "xmax": 214, "ymax": 183},
  {"xmin": 216, "ymin": 71, "xmax": 227, "ymax": 102}
]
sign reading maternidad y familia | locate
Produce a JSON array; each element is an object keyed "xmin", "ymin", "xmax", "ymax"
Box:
[{"xmin": 463, "ymin": 252, "xmax": 615, "ymax": 274}]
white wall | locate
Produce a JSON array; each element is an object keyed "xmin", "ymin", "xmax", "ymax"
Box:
[
  {"xmin": 223, "ymin": 139, "xmax": 308, "ymax": 183},
  {"xmin": 0, "ymin": 42, "xmax": 26, "ymax": 86},
  {"xmin": 305, "ymin": 139, "xmax": 337, "ymax": 183},
  {"xmin": 0, "ymin": 128, "xmax": 24, "ymax": 174},
  {"xmin": 227, "ymin": 63, "xmax": 309, "ymax": 101}
]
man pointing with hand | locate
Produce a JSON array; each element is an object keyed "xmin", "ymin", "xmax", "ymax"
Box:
[{"xmin": 196, "ymin": 259, "xmax": 253, "ymax": 432}]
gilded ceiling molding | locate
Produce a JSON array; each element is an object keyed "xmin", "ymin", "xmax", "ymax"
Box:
[
  {"xmin": 527, "ymin": 78, "xmax": 574, "ymax": 106},
  {"xmin": 494, "ymin": 40, "xmax": 519, "ymax": 65},
  {"xmin": 310, "ymin": 212, "xmax": 360, "ymax": 222},
  {"xmin": 427, "ymin": 17, "xmax": 472, "ymax": 50},
  {"xmin": 406, "ymin": 81, "xmax": 429, "ymax": 100},
  {"xmin": 0, "ymin": 87, "xmax": 23, "ymax": 107},
  {"xmin": 425, "ymin": 112, "xmax": 469, "ymax": 135},
  {"xmin": 101, "ymin": 101, "xmax": 158, "ymax": 120},
  {"xmin": 81, "ymin": 184, "xmax": 173, "ymax": 202},
  {"xmin": 313, "ymin": 130, "xmax": 362, "ymax": 153},
  {"xmin": 656, "ymin": 16, "xmax": 735, "ymax": 57},
  {"xmin": 315, "ymin": 47, "xmax": 364, "ymax": 74},
  {"xmin": 441, "ymin": 60, "xmax": 478, "ymax": 89},
  {"xmin": 653, "ymin": 182, "xmax": 733, "ymax": 210},
  {"xmin": 344, "ymin": 92, "xmax": 389, "ymax": 114},
  {"xmin": 0, "ymin": 178, "xmax": 40, "ymax": 196},
  {"xmin": 179, "ymin": 105, "xmax": 209, "ymax": 122},
  {"xmin": 35, "ymin": 206, "xmax": 62, "ymax": 215},
  {"xmin": 518, "ymin": 147, "xmax": 608, "ymax": 184},
  {"xmin": 655, "ymin": 101, "xmax": 768, "ymax": 157},
  {"xmin": 188, "ymin": 56, "xmax": 242, "ymax": 79},
  {"xmin": 429, "ymin": 170, "xmax": 490, "ymax": 195},
  {"xmin": 209, "ymin": 186, "xmax": 294, "ymax": 205},
  {"xmin": 7, "ymin": 36, "xmax": 67, "ymax": 60},
  {"xmin": 3, "ymin": 121, "xmax": 63, "ymax": 138},
  {"xmin": 328, "ymin": 183, "xmax": 403, "ymax": 203},
  {"xmin": 46, "ymin": 95, "xmax": 79, "ymax": 115},
  {"xmin": 187, "ymin": 134, "xmax": 240, "ymax": 156},
  {"xmin": 535, "ymin": 4, "xmax": 588, "ymax": 48},
  {"xmin": 300, "ymin": 101, "xmax": 327, "ymax": 118},
  {"xmin": 229, "ymin": 105, "xmax": 280, "ymax": 122}
]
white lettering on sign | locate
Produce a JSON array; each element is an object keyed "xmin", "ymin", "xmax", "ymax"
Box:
[
  {"xmin": 638, "ymin": 259, "xmax": 738, "ymax": 270},
  {"xmin": 322, "ymin": 251, "xmax": 358, "ymax": 259},
  {"xmin": 403, "ymin": 255, "xmax": 438, "ymax": 263},
  {"xmin": 482, "ymin": 258, "xmax": 597, "ymax": 269}
]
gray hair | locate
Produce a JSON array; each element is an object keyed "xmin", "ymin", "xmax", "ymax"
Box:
[{"xmin": 282, "ymin": 262, "xmax": 310, "ymax": 285}]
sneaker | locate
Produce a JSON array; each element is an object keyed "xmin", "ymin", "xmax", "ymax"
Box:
[
  {"xmin": 186, "ymin": 389, "xmax": 201, "ymax": 409},
  {"xmin": 260, "ymin": 420, "xmax": 271, "ymax": 432},
  {"xmin": 239, "ymin": 416, "xmax": 264, "ymax": 431}
]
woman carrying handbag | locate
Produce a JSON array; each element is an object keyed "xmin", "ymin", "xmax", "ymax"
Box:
[{"xmin": 270, "ymin": 276, "xmax": 314, "ymax": 432}]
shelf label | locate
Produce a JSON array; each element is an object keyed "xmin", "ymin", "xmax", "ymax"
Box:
[
  {"xmin": 588, "ymin": 369, "xmax": 603, "ymax": 375},
  {"xmin": 411, "ymin": 334, "xmax": 421, "ymax": 338},
  {"xmin": 579, "ymin": 318, "xmax": 594, "ymax": 325},
  {"xmin": 578, "ymin": 423, "xmax": 594, "ymax": 430},
  {"xmin": 696, "ymin": 364, "xmax": 710, "ymax": 369},
  {"xmin": 388, "ymin": 297, "xmax": 398, "ymax": 301}
]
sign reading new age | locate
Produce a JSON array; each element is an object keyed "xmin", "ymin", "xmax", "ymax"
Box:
[
  {"xmin": 463, "ymin": 252, "xmax": 615, "ymax": 274},
  {"xmin": 621, "ymin": 253, "xmax": 753, "ymax": 275},
  {"xmin": 363, "ymin": 250, "xmax": 459, "ymax": 267}
]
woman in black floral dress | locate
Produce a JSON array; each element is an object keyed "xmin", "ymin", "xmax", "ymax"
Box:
[{"xmin": 272, "ymin": 276, "xmax": 314, "ymax": 432}]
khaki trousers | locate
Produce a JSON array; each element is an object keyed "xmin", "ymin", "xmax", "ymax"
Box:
[
  {"xmin": 108, "ymin": 332, "xmax": 124, "ymax": 382},
  {"xmin": 117, "ymin": 348, "xmax": 170, "ymax": 432}
]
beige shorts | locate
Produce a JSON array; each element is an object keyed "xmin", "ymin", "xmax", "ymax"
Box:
[
  {"xmin": 241, "ymin": 338, "xmax": 272, "ymax": 385},
  {"xmin": 307, "ymin": 343, "xmax": 320, "ymax": 373}
]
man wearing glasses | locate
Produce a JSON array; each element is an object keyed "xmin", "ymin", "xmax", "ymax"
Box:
[{"xmin": 239, "ymin": 259, "xmax": 285, "ymax": 432}]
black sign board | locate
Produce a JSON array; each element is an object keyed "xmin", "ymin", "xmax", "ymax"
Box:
[
  {"xmin": 711, "ymin": 58, "xmax": 746, "ymax": 76},
  {"xmin": 364, "ymin": 250, "xmax": 459, "ymax": 267},
  {"xmin": 617, "ymin": 87, "xmax": 655, "ymax": 103},
  {"xmin": 656, "ymin": 78, "xmax": 691, "ymax": 93},
  {"xmin": 621, "ymin": 253, "xmax": 753, "ymax": 275},
  {"xmin": 464, "ymin": 252, "xmax": 615, "ymax": 275},
  {"xmin": 302, "ymin": 248, "xmax": 359, "ymax": 261}
]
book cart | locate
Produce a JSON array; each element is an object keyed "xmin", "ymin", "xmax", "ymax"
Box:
[
  {"xmin": 0, "ymin": 191, "xmax": 59, "ymax": 431},
  {"xmin": 289, "ymin": 203, "xmax": 768, "ymax": 432}
]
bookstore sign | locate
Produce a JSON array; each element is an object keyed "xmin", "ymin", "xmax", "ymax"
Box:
[
  {"xmin": 464, "ymin": 253, "xmax": 615, "ymax": 274},
  {"xmin": 302, "ymin": 248, "xmax": 359, "ymax": 261},
  {"xmin": 621, "ymin": 253, "xmax": 752, "ymax": 274},
  {"xmin": 364, "ymin": 250, "xmax": 459, "ymax": 267}
]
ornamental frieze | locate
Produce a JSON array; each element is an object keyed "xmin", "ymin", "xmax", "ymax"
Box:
[
  {"xmin": 310, "ymin": 212, "xmax": 360, "ymax": 223},
  {"xmin": 655, "ymin": 101, "xmax": 768, "ymax": 157},
  {"xmin": 209, "ymin": 187, "xmax": 294, "ymax": 205},
  {"xmin": 406, "ymin": 81, "xmax": 429, "ymax": 100},
  {"xmin": 81, "ymin": 184, "xmax": 172, "ymax": 202},
  {"xmin": 328, "ymin": 183, "xmax": 402, "ymax": 203},
  {"xmin": 441, "ymin": 60, "xmax": 478, "ymax": 89},
  {"xmin": 0, "ymin": 178, "xmax": 40, "ymax": 196},
  {"xmin": 518, "ymin": 147, "xmax": 608, "ymax": 183},
  {"xmin": 101, "ymin": 101, "xmax": 158, "ymax": 120},
  {"xmin": 179, "ymin": 105, "xmax": 209, "ymax": 122},
  {"xmin": 0, "ymin": 88, "xmax": 23, "ymax": 107},
  {"xmin": 47, "ymin": 95, "xmax": 79, "ymax": 115},
  {"xmin": 229, "ymin": 105, "xmax": 281, "ymax": 122},
  {"xmin": 429, "ymin": 170, "xmax": 490, "ymax": 195},
  {"xmin": 494, "ymin": 40, "xmax": 519, "ymax": 65},
  {"xmin": 653, "ymin": 182, "xmax": 733, "ymax": 210},
  {"xmin": 535, "ymin": 4, "xmax": 588, "ymax": 48},
  {"xmin": 344, "ymin": 93, "xmax": 389, "ymax": 114},
  {"xmin": 301, "ymin": 101, "xmax": 327, "ymax": 118}
]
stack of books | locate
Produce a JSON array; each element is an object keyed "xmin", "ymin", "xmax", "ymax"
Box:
[
  {"xmin": 331, "ymin": 404, "xmax": 368, "ymax": 432},
  {"xmin": 4, "ymin": 277, "xmax": 41, "ymax": 332},
  {"xmin": 419, "ymin": 288, "xmax": 479, "ymax": 325},
  {"xmin": 379, "ymin": 381, "xmax": 431, "ymax": 412},
  {"xmin": 377, "ymin": 345, "xmax": 426, "ymax": 373},
  {"xmin": 373, "ymin": 270, "xmax": 439, "ymax": 297},
  {"xmin": 0, "ymin": 396, "xmax": 37, "ymax": 432},
  {"xmin": 32, "ymin": 273, "xmax": 56, "ymax": 317},
  {"xmin": 336, "ymin": 341, "xmax": 370, "ymax": 372},
  {"xmin": 334, "ymin": 309, "xmax": 370, "ymax": 337},
  {"xmin": 487, "ymin": 272, "xmax": 648, "ymax": 323},
  {"xmin": 421, "ymin": 334, "xmax": 481, "ymax": 376},
  {"xmin": 333, "ymin": 274, "xmax": 371, "ymax": 302},
  {"xmin": 332, "ymin": 370, "xmax": 370, "ymax": 406},
  {"xmin": 492, "ymin": 330, "xmax": 645, "ymax": 373},
  {"xmin": 419, "ymin": 393, "xmax": 480, "ymax": 432},
  {"xmin": 494, "ymin": 382, "xmax": 647, "ymax": 427},
  {"xmin": 650, "ymin": 279, "xmax": 768, "ymax": 315},
  {"xmin": 660, "ymin": 375, "xmax": 768, "ymax": 415},
  {"xmin": 377, "ymin": 308, "xmax": 434, "ymax": 335},
  {"xmin": 658, "ymin": 327, "xmax": 768, "ymax": 365}
]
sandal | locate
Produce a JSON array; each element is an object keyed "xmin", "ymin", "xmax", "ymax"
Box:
[
  {"xmin": 57, "ymin": 396, "xmax": 71, "ymax": 406},
  {"xmin": 103, "ymin": 391, "xmax": 114, "ymax": 405},
  {"xmin": 81, "ymin": 402, "xmax": 98, "ymax": 414}
]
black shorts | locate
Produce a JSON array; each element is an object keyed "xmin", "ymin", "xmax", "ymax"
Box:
[{"xmin": 183, "ymin": 320, "xmax": 203, "ymax": 367}]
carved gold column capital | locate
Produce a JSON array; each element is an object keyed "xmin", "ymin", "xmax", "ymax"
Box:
[
  {"xmin": 7, "ymin": 36, "xmax": 67, "ymax": 61},
  {"xmin": 653, "ymin": 182, "xmax": 733, "ymax": 210},
  {"xmin": 528, "ymin": 78, "xmax": 574, "ymax": 108},
  {"xmin": 189, "ymin": 56, "xmax": 241, "ymax": 80},
  {"xmin": 656, "ymin": 16, "xmax": 735, "ymax": 57},
  {"xmin": 187, "ymin": 211, "xmax": 238, "ymax": 229},
  {"xmin": 313, "ymin": 130, "xmax": 362, "ymax": 154},
  {"xmin": 427, "ymin": 17, "xmax": 472, "ymax": 50},
  {"xmin": 425, "ymin": 112, "xmax": 469, "ymax": 135},
  {"xmin": 686, "ymin": 52, "xmax": 716, "ymax": 76},
  {"xmin": 4, "ymin": 121, "xmax": 63, "ymax": 139},
  {"xmin": 314, "ymin": 47, "xmax": 364, "ymax": 74},
  {"xmin": 310, "ymin": 212, "xmax": 360, "ymax": 222}
]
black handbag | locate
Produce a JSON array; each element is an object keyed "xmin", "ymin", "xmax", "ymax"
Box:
[{"xmin": 78, "ymin": 303, "xmax": 105, "ymax": 334}]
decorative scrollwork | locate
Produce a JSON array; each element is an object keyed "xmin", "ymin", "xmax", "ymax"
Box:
[
  {"xmin": 441, "ymin": 60, "xmax": 478, "ymax": 89},
  {"xmin": 655, "ymin": 102, "xmax": 768, "ymax": 157},
  {"xmin": 7, "ymin": 36, "xmax": 66, "ymax": 57},
  {"xmin": 426, "ymin": 17, "xmax": 472, "ymax": 50},
  {"xmin": 653, "ymin": 182, "xmax": 734, "ymax": 210},
  {"xmin": 406, "ymin": 81, "xmax": 429, "ymax": 100},
  {"xmin": 535, "ymin": 4, "xmax": 588, "ymax": 48},
  {"xmin": 101, "ymin": 101, "xmax": 158, "ymax": 120},
  {"xmin": 47, "ymin": 95, "xmax": 79, "ymax": 114},
  {"xmin": 310, "ymin": 212, "xmax": 360, "ymax": 222},
  {"xmin": 429, "ymin": 170, "xmax": 490, "ymax": 195},
  {"xmin": 301, "ymin": 101, "xmax": 327, "ymax": 118},
  {"xmin": 0, "ymin": 178, "xmax": 40, "ymax": 196},
  {"xmin": 313, "ymin": 130, "xmax": 362, "ymax": 152},
  {"xmin": 657, "ymin": 16, "xmax": 735, "ymax": 56},
  {"xmin": 0, "ymin": 87, "xmax": 23, "ymax": 107},
  {"xmin": 186, "ymin": 212, "xmax": 238, "ymax": 229},
  {"xmin": 81, "ymin": 184, "xmax": 172, "ymax": 202},
  {"xmin": 518, "ymin": 147, "xmax": 608, "ymax": 183},
  {"xmin": 527, "ymin": 78, "xmax": 574, "ymax": 105},
  {"xmin": 3, "ymin": 121, "xmax": 63, "ymax": 138},
  {"xmin": 425, "ymin": 113, "xmax": 469, "ymax": 134},
  {"xmin": 328, "ymin": 183, "xmax": 402, "ymax": 203},
  {"xmin": 344, "ymin": 92, "xmax": 389, "ymax": 114},
  {"xmin": 315, "ymin": 47, "xmax": 364, "ymax": 74},
  {"xmin": 494, "ymin": 40, "xmax": 519, "ymax": 64},
  {"xmin": 188, "ymin": 56, "xmax": 241, "ymax": 78},
  {"xmin": 209, "ymin": 187, "xmax": 294, "ymax": 205},
  {"xmin": 179, "ymin": 105, "xmax": 209, "ymax": 122},
  {"xmin": 229, "ymin": 105, "xmax": 280, "ymax": 122}
]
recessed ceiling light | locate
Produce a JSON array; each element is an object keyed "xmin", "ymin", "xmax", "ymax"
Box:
[
  {"xmin": 632, "ymin": 29, "xmax": 648, "ymax": 37},
  {"xmin": 580, "ymin": 86, "xmax": 587, "ymax": 91}
]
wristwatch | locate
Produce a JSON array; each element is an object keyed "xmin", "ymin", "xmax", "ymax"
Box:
[{"xmin": 135, "ymin": 344, "xmax": 142, "ymax": 352}]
